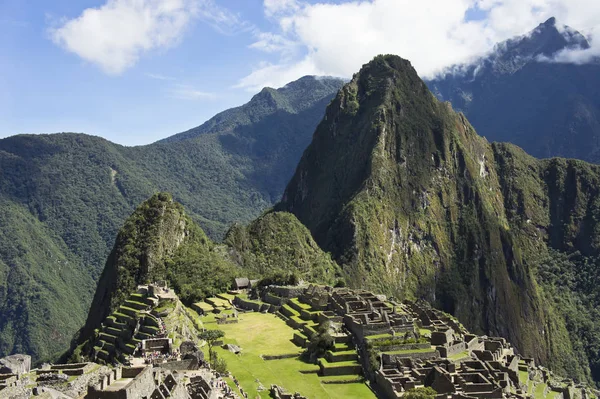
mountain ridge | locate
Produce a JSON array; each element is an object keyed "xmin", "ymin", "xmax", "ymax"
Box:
[
  {"xmin": 279, "ymin": 54, "xmax": 600, "ymax": 383},
  {"xmin": 427, "ymin": 17, "xmax": 600, "ymax": 163},
  {"xmin": 0, "ymin": 75, "xmax": 344, "ymax": 362}
]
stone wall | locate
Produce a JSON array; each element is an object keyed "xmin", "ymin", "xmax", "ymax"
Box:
[
  {"xmin": 157, "ymin": 359, "xmax": 198, "ymax": 371},
  {"xmin": 436, "ymin": 342, "xmax": 466, "ymax": 358},
  {"xmin": 0, "ymin": 354, "xmax": 30, "ymax": 375},
  {"xmin": 87, "ymin": 366, "xmax": 155, "ymax": 399},
  {"xmin": 381, "ymin": 349, "xmax": 440, "ymax": 365}
]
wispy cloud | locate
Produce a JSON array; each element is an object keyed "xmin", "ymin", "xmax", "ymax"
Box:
[
  {"xmin": 145, "ymin": 72, "xmax": 176, "ymax": 80},
  {"xmin": 49, "ymin": 0, "xmax": 251, "ymax": 75},
  {"xmin": 168, "ymin": 84, "xmax": 215, "ymax": 100}
]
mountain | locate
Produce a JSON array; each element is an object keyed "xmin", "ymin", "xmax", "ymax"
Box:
[
  {"xmin": 427, "ymin": 17, "xmax": 600, "ymax": 163},
  {"xmin": 278, "ymin": 54, "xmax": 600, "ymax": 384},
  {"xmin": 70, "ymin": 193, "xmax": 336, "ymax": 361},
  {"xmin": 0, "ymin": 76, "xmax": 344, "ymax": 362}
]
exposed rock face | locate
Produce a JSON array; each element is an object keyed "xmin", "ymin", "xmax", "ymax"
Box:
[
  {"xmin": 0, "ymin": 354, "xmax": 31, "ymax": 374},
  {"xmin": 427, "ymin": 17, "xmax": 600, "ymax": 163},
  {"xmin": 278, "ymin": 54, "xmax": 600, "ymax": 382}
]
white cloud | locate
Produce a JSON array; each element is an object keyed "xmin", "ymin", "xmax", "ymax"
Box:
[
  {"xmin": 264, "ymin": 0, "xmax": 301, "ymax": 18},
  {"xmin": 234, "ymin": 57, "xmax": 322, "ymax": 92},
  {"xmin": 50, "ymin": 0, "xmax": 247, "ymax": 75},
  {"xmin": 238, "ymin": 0, "xmax": 600, "ymax": 90},
  {"xmin": 250, "ymin": 32, "xmax": 298, "ymax": 54},
  {"xmin": 169, "ymin": 84, "xmax": 215, "ymax": 100}
]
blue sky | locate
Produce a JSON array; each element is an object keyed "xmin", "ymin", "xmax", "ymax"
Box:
[{"xmin": 1, "ymin": 0, "xmax": 597, "ymax": 145}]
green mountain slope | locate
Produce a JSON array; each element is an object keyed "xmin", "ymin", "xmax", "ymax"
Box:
[
  {"xmin": 278, "ymin": 55, "xmax": 600, "ymax": 384},
  {"xmin": 0, "ymin": 76, "xmax": 343, "ymax": 361},
  {"xmin": 225, "ymin": 211, "xmax": 340, "ymax": 285},
  {"xmin": 73, "ymin": 194, "xmax": 336, "ymax": 357},
  {"xmin": 0, "ymin": 201, "xmax": 94, "ymax": 361}
]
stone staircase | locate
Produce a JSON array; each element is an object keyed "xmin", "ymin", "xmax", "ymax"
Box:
[{"xmin": 93, "ymin": 292, "xmax": 159, "ymax": 363}]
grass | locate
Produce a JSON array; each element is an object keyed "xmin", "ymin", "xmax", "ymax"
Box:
[
  {"xmin": 448, "ymin": 351, "xmax": 470, "ymax": 361},
  {"xmin": 518, "ymin": 370, "xmax": 529, "ymax": 384},
  {"xmin": 534, "ymin": 382, "xmax": 549, "ymax": 399},
  {"xmin": 204, "ymin": 312, "xmax": 374, "ymax": 399},
  {"xmin": 290, "ymin": 298, "xmax": 312, "ymax": 310},
  {"xmin": 318, "ymin": 358, "xmax": 361, "ymax": 368},
  {"xmin": 365, "ymin": 333, "xmax": 392, "ymax": 341}
]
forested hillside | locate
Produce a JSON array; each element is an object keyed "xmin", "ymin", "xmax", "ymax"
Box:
[{"xmin": 0, "ymin": 76, "xmax": 343, "ymax": 361}]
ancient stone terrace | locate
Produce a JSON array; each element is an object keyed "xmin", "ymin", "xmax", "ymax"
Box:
[
  {"xmin": 86, "ymin": 365, "xmax": 189, "ymax": 399},
  {"xmin": 93, "ymin": 285, "xmax": 169, "ymax": 364},
  {"xmin": 329, "ymin": 288, "xmax": 415, "ymax": 341}
]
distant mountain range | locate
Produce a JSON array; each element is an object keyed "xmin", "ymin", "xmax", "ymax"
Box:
[
  {"xmin": 427, "ymin": 17, "xmax": 600, "ymax": 162},
  {"xmin": 0, "ymin": 76, "xmax": 343, "ymax": 361}
]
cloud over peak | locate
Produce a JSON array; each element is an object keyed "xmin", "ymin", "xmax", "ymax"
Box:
[{"xmin": 236, "ymin": 0, "xmax": 600, "ymax": 90}]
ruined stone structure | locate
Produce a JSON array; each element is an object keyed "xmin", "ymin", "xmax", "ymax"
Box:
[
  {"xmin": 0, "ymin": 354, "xmax": 31, "ymax": 375},
  {"xmin": 86, "ymin": 366, "xmax": 189, "ymax": 399},
  {"xmin": 269, "ymin": 285, "xmax": 594, "ymax": 399}
]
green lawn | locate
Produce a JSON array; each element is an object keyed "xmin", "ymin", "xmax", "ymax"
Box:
[
  {"xmin": 534, "ymin": 382, "xmax": 549, "ymax": 399},
  {"xmin": 290, "ymin": 298, "xmax": 312, "ymax": 310},
  {"xmin": 203, "ymin": 312, "xmax": 375, "ymax": 399},
  {"xmin": 518, "ymin": 370, "xmax": 529, "ymax": 384},
  {"xmin": 419, "ymin": 328, "xmax": 432, "ymax": 337},
  {"xmin": 365, "ymin": 333, "xmax": 392, "ymax": 341}
]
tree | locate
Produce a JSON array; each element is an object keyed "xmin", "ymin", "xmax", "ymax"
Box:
[
  {"xmin": 199, "ymin": 329, "xmax": 225, "ymax": 364},
  {"xmin": 303, "ymin": 320, "xmax": 334, "ymax": 363},
  {"xmin": 404, "ymin": 387, "xmax": 437, "ymax": 399}
]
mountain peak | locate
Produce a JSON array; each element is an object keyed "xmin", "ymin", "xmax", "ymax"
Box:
[
  {"xmin": 542, "ymin": 16, "xmax": 557, "ymax": 27},
  {"xmin": 493, "ymin": 17, "xmax": 589, "ymax": 63}
]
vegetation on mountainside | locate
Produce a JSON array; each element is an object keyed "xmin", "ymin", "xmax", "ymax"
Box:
[
  {"xmin": 78, "ymin": 193, "xmax": 238, "ymax": 341},
  {"xmin": 534, "ymin": 250, "xmax": 600, "ymax": 387},
  {"xmin": 278, "ymin": 54, "xmax": 600, "ymax": 385},
  {"xmin": 225, "ymin": 212, "xmax": 340, "ymax": 285},
  {"xmin": 166, "ymin": 236, "xmax": 236, "ymax": 304},
  {"xmin": 0, "ymin": 201, "xmax": 94, "ymax": 361},
  {"xmin": 0, "ymin": 77, "xmax": 343, "ymax": 361}
]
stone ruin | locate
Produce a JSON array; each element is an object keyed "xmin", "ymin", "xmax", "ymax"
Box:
[
  {"xmin": 270, "ymin": 384, "xmax": 308, "ymax": 399},
  {"xmin": 0, "ymin": 354, "xmax": 31, "ymax": 375},
  {"xmin": 86, "ymin": 365, "xmax": 189, "ymax": 399}
]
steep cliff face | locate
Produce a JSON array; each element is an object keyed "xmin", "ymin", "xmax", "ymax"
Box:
[{"xmin": 278, "ymin": 55, "xmax": 600, "ymax": 382}]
